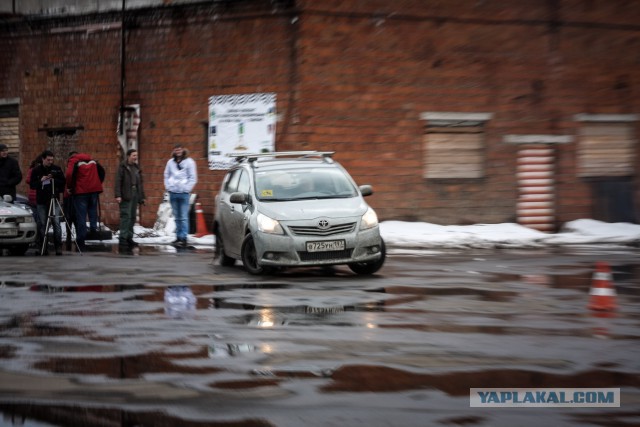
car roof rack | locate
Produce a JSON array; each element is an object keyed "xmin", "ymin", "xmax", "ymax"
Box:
[{"xmin": 227, "ymin": 151, "xmax": 335, "ymax": 164}]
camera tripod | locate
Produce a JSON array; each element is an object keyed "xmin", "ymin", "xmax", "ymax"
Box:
[{"xmin": 40, "ymin": 179, "xmax": 82, "ymax": 256}]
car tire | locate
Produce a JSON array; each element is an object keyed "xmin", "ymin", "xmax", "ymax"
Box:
[
  {"xmin": 8, "ymin": 245, "xmax": 29, "ymax": 256},
  {"xmin": 348, "ymin": 239, "xmax": 386, "ymax": 275},
  {"xmin": 215, "ymin": 232, "xmax": 236, "ymax": 267},
  {"xmin": 241, "ymin": 234, "xmax": 265, "ymax": 275}
]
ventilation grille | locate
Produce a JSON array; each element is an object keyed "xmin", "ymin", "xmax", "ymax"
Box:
[
  {"xmin": 289, "ymin": 222, "xmax": 356, "ymax": 236},
  {"xmin": 298, "ymin": 249, "xmax": 353, "ymax": 262}
]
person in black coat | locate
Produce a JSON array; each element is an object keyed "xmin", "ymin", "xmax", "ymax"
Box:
[
  {"xmin": 115, "ymin": 149, "xmax": 146, "ymax": 251},
  {"xmin": 0, "ymin": 143, "xmax": 22, "ymax": 201},
  {"xmin": 30, "ymin": 150, "xmax": 65, "ymax": 255}
]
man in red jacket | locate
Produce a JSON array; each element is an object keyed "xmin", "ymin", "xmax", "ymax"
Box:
[{"xmin": 66, "ymin": 152, "xmax": 105, "ymax": 250}]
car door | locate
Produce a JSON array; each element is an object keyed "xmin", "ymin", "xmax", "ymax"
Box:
[
  {"xmin": 218, "ymin": 168, "xmax": 251, "ymax": 257},
  {"xmin": 217, "ymin": 169, "xmax": 242, "ymax": 257}
]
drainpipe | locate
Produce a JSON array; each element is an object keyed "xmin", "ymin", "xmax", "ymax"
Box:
[{"xmin": 119, "ymin": 0, "xmax": 126, "ymax": 140}]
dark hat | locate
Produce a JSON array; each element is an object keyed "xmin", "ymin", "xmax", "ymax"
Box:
[{"xmin": 0, "ymin": 144, "xmax": 7, "ymax": 151}]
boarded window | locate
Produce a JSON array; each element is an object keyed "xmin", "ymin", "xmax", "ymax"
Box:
[
  {"xmin": 578, "ymin": 123, "xmax": 635, "ymax": 177},
  {"xmin": 424, "ymin": 126, "xmax": 484, "ymax": 179},
  {"xmin": 0, "ymin": 104, "xmax": 19, "ymax": 156}
]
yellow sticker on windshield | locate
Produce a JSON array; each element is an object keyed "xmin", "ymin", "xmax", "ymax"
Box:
[{"xmin": 261, "ymin": 189, "xmax": 273, "ymax": 197}]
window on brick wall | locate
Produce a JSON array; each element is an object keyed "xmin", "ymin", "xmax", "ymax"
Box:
[
  {"xmin": 0, "ymin": 104, "xmax": 20, "ymax": 158},
  {"xmin": 46, "ymin": 129, "xmax": 80, "ymax": 165},
  {"xmin": 577, "ymin": 122, "xmax": 636, "ymax": 178},
  {"xmin": 420, "ymin": 112, "xmax": 493, "ymax": 179}
]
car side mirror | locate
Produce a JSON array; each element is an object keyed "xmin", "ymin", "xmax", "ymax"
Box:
[
  {"xmin": 3, "ymin": 195, "xmax": 13, "ymax": 203},
  {"xmin": 230, "ymin": 192, "xmax": 248, "ymax": 204},
  {"xmin": 359, "ymin": 185, "xmax": 373, "ymax": 197}
]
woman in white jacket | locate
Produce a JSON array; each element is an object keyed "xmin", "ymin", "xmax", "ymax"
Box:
[{"xmin": 164, "ymin": 144, "xmax": 197, "ymax": 247}]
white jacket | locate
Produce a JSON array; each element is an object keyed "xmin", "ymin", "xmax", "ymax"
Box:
[{"xmin": 164, "ymin": 157, "xmax": 197, "ymax": 193}]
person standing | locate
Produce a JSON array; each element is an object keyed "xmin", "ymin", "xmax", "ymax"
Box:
[
  {"xmin": 115, "ymin": 149, "xmax": 145, "ymax": 252},
  {"xmin": 0, "ymin": 143, "xmax": 22, "ymax": 201},
  {"xmin": 25, "ymin": 156, "xmax": 43, "ymax": 243},
  {"xmin": 65, "ymin": 152, "xmax": 105, "ymax": 250},
  {"xmin": 63, "ymin": 151, "xmax": 77, "ymax": 251},
  {"xmin": 30, "ymin": 150, "xmax": 65, "ymax": 255},
  {"xmin": 164, "ymin": 144, "xmax": 197, "ymax": 248}
]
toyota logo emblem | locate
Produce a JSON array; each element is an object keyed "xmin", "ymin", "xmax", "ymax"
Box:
[{"xmin": 317, "ymin": 219, "xmax": 330, "ymax": 229}]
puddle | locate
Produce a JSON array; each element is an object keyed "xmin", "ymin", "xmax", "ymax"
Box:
[
  {"xmin": 28, "ymin": 284, "xmax": 147, "ymax": 293},
  {"xmin": 370, "ymin": 286, "xmax": 517, "ymax": 302},
  {"xmin": 209, "ymin": 283, "xmax": 292, "ymax": 292},
  {"xmin": 0, "ymin": 345, "xmax": 16, "ymax": 358},
  {"xmin": 0, "ymin": 314, "xmax": 89, "ymax": 338},
  {"xmin": 0, "ymin": 281, "xmax": 34, "ymax": 288},
  {"xmin": 0, "ymin": 404, "xmax": 273, "ymax": 427},
  {"xmin": 491, "ymin": 264, "xmax": 640, "ymax": 295},
  {"xmin": 33, "ymin": 347, "xmax": 221, "ymax": 378},
  {"xmin": 320, "ymin": 365, "xmax": 640, "ymax": 395}
]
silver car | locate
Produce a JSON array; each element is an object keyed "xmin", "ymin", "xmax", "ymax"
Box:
[
  {"xmin": 0, "ymin": 195, "xmax": 37, "ymax": 255},
  {"xmin": 213, "ymin": 151, "xmax": 385, "ymax": 275}
]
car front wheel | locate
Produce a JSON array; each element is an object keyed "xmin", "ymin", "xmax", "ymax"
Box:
[
  {"xmin": 241, "ymin": 234, "xmax": 266, "ymax": 275},
  {"xmin": 348, "ymin": 239, "xmax": 386, "ymax": 275}
]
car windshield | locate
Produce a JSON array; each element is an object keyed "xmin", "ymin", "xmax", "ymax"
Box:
[{"xmin": 255, "ymin": 168, "xmax": 358, "ymax": 201}]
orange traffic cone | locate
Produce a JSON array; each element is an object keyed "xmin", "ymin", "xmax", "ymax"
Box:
[
  {"xmin": 194, "ymin": 202, "xmax": 210, "ymax": 237},
  {"xmin": 587, "ymin": 262, "xmax": 617, "ymax": 311}
]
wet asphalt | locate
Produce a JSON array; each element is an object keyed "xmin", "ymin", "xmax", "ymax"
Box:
[{"xmin": 0, "ymin": 244, "xmax": 638, "ymax": 426}]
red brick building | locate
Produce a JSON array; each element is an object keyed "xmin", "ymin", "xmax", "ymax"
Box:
[{"xmin": 1, "ymin": 0, "xmax": 638, "ymax": 231}]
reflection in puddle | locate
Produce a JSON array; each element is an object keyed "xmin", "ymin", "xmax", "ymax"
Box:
[
  {"xmin": 221, "ymin": 304, "xmax": 385, "ymax": 329},
  {"xmin": 34, "ymin": 348, "xmax": 220, "ymax": 378},
  {"xmin": 321, "ymin": 365, "xmax": 640, "ymax": 395},
  {"xmin": 0, "ymin": 404, "xmax": 273, "ymax": 427},
  {"xmin": 1, "ymin": 314, "xmax": 90, "ymax": 339},
  {"xmin": 491, "ymin": 264, "xmax": 640, "ymax": 296},
  {"xmin": 0, "ymin": 281, "xmax": 34, "ymax": 288},
  {"xmin": 164, "ymin": 285, "xmax": 196, "ymax": 318},
  {"xmin": 208, "ymin": 341, "xmax": 258, "ymax": 358}
]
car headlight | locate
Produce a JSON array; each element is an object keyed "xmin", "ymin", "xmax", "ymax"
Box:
[
  {"xmin": 16, "ymin": 216, "xmax": 34, "ymax": 223},
  {"xmin": 360, "ymin": 207, "xmax": 378, "ymax": 230},
  {"xmin": 257, "ymin": 213, "xmax": 284, "ymax": 235}
]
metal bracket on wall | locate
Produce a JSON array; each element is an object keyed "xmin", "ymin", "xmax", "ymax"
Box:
[{"xmin": 38, "ymin": 126, "xmax": 84, "ymax": 137}]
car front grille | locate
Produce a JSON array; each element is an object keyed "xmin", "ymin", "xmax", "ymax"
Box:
[
  {"xmin": 289, "ymin": 222, "xmax": 356, "ymax": 237},
  {"xmin": 298, "ymin": 249, "xmax": 353, "ymax": 262}
]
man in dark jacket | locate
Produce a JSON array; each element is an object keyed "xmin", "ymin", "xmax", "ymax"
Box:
[
  {"xmin": 30, "ymin": 150, "xmax": 65, "ymax": 255},
  {"xmin": 115, "ymin": 149, "xmax": 145, "ymax": 252},
  {"xmin": 0, "ymin": 143, "xmax": 22, "ymax": 201},
  {"xmin": 65, "ymin": 152, "xmax": 104, "ymax": 250}
]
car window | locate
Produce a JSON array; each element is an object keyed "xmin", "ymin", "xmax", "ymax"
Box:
[
  {"xmin": 237, "ymin": 169, "xmax": 250, "ymax": 194},
  {"xmin": 255, "ymin": 168, "xmax": 357, "ymax": 201},
  {"xmin": 224, "ymin": 169, "xmax": 242, "ymax": 193}
]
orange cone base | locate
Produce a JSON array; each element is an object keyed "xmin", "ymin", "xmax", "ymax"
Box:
[{"xmin": 194, "ymin": 202, "xmax": 210, "ymax": 238}]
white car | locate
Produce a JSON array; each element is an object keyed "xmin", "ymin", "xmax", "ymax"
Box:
[
  {"xmin": 0, "ymin": 195, "xmax": 37, "ymax": 255},
  {"xmin": 213, "ymin": 151, "xmax": 385, "ymax": 275}
]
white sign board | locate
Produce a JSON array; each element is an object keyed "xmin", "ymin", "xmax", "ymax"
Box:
[{"xmin": 208, "ymin": 93, "xmax": 276, "ymax": 170}]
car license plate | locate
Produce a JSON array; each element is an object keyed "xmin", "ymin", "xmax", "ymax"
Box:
[
  {"xmin": 306, "ymin": 240, "xmax": 345, "ymax": 252},
  {"xmin": 0, "ymin": 228, "xmax": 18, "ymax": 237}
]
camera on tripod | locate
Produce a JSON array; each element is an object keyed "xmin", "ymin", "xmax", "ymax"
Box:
[{"xmin": 45, "ymin": 169, "xmax": 62, "ymax": 180}]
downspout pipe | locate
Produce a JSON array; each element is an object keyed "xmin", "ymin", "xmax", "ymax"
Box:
[{"xmin": 119, "ymin": 0, "xmax": 126, "ymax": 137}]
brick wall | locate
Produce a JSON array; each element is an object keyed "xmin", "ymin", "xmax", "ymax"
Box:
[{"xmin": 1, "ymin": 0, "xmax": 638, "ymax": 228}]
